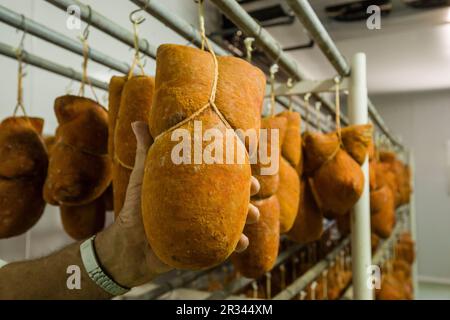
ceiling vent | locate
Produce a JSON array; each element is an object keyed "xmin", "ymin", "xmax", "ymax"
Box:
[
  {"xmin": 220, "ymin": 2, "xmax": 295, "ymax": 37},
  {"xmin": 325, "ymin": 0, "xmax": 392, "ymax": 22},
  {"xmin": 403, "ymin": 0, "xmax": 450, "ymax": 9}
]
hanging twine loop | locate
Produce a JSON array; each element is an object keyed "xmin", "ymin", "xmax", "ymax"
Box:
[
  {"xmin": 243, "ymin": 37, "xmax": 254, "ymax": 62},
  {"xmin": 65, "ymin": 69, "xmax": 76, "ymax": 95},
  {"xmin": 13, "ymin": 16, "xmax": 28, "ymax": 117},
  {"xmin": 315, "ymin": 102, "xmax": 322, "ymax": 132},
  {"xmin": 196, "ymin": 0, "xmax": 219, "ymax": 105},
  {"xmin": 310, "ymin": 281, "xmax": 318, "ymax": 300},
  {"xmin": 322, "ymin": 270, "xmax": 329, "ymax": 300},
  {"xmin": 128, "ymin": 6, "xmax": 147, "ymax": 79},
  {"xmin": 14, "ymin": 46, "xmax": 27, "ymax": 117},
  {"xmin": 287, "ymin": 78, "xmax": 294, "ymax": 111},
  {"xmin": 196, "ymin": 0, "xmax": 207, "ymax": 51},
  {"xmin": 77, "ymin": 6, "xmax": 98, "ymax": 102},
  {"xmin": 154, "ymin": 0, "xmax": 238, "ymax": 145},
  {"xmin": 334, "ymin": 76, "xmax": 342, "ymax": 142},
  {"xmin": 304, "ymin": 92, "xmax": 311, "ymax": 131},
  {"xmin": 269, "ymin": 63, "xmax": 279, "ymax": 117}
]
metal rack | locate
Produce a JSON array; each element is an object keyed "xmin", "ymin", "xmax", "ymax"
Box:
[
  {"xmin": 0, "ymin": 41, "xmax": 108, "ymax": 90},
  {"xmin": 0, "ymin": 0, "xmax": 416, "ymax": 300},
  {"xmin": 342, "ymin": 205, "xmax": 412, "ymax": 300}
]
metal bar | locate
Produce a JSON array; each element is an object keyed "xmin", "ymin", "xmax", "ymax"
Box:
[
  {"xmin": 128, "ymin": 0, "xmax": 333, "ymax": 131},
  {"xmin": 342, "ymin": 206, "xmax": 409, "ymax": 300},
  {"xmin": 210, "ymin": 0, "xmax": 307, "ymax": 80},
  {"xmin": 0, "ymin": 42, "xmax": 108, "ymax": 90},
  {"xmin": 130, "ymin": 269, "xmax": 216, "ymax": 300},
  {"xmin": 372, "ymin": 222, "xmax": 402, "ymax": 265},
  {"xmin": 286, "ymin": 0, "xmax": 403, "ymax": 148},
  {"xmin": 130, "ymin": 0, "xmax": 229, "ymax": 56},
  {"xmin": 348, "ymin": 52, "xmax": 372, "ymax": 300},
  {"xmin": 368, "ymin": 99, "xmax": 403, "ymax": 149},
  {"xmin": 267, "ymin": 77, "xmax": 350, "ymax": 97},
  {"xmin": 206, "ymin": 277, "xmax": 253, "ymax": 300},
  {"xmin": 273, "ymin": 237, "xmax": 350, "ymax": 300},
  {"xmin": 206, "ymin": 243, "xmax": 305, "ymax": 300},
  {"xmin": 45, "ymin": 0, "xmax": 157, "ymax": 58},
  {"xmin": 206, "ymin": 220, "xmax": 335, "ymax": 300},
  {"xmin": 286, "ymin": 0, "xmax": 350, "ymax": 76},
  {"xmin": 209, "ymin": 0, "xmax": 346, "ymax": 123},
  {"xmin": 0, "ymin": 4, "xmax": 131, "ymax": 74}
]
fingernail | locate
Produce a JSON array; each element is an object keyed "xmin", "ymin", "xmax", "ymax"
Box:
[{"xmin": 131, "ymin": 121, "xmax": 139, "ymax": 135}]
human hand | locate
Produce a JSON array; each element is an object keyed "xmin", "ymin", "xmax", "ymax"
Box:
[{"xmin": 95, "ymin": 121, "xmax": 260, "ymax": 289}]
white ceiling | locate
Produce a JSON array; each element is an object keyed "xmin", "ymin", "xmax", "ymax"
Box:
[{"xmin": 259, "ymin": 0, "xmax": 450, "ymax": 94}]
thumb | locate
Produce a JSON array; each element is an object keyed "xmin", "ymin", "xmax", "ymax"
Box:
[
  {"xmin": 128, "ymin": 121, "xmax": 153, "ymax": 189},
  {"xmin": 119, "ymin": 121, "xmax": 152, "ymax": 217}
]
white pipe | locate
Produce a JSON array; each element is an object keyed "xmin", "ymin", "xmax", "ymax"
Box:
[
  {"xmin": 0, "ymin": 4, "xmax": 131, "ymax": 74},
  {"xmin": 286, "ymin": 0, "xmax": 403, "ymax": 149},
  {"xmin": 0, "ymin": 42, "xmax": 108, "ymax": 90},
  {"xmin": 348, "ymin": 53, "xmax": 373, "ymax": 300}
]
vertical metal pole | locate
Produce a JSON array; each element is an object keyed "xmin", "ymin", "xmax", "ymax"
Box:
[
  {"xmin": 348, "ymin": 53, "xmax": 372, "ymax": 300},
  {"xmin": 408, "ymin": 150, "xmax": 419, "ymax": 299}
]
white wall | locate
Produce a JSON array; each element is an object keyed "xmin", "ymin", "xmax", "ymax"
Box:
[
  {"xmin": 373, "ymin": 89, "xmax": 450, "ymax": 281},
  {"xmin": 0, "ymin": 0, "xmax": 199, "ymax": 262}
]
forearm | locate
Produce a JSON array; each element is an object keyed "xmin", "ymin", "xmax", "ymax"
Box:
[{"xmin": 0, "ymin": 241, "xmax": 112, "ymax": 300}]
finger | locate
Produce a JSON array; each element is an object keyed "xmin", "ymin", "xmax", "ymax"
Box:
[
  {"xmin": 246, "ymin": 203, "xmax": 260, "ymax": 225},
  {"xmin": 234, "ymin": 234, "xmax": 249, "ymax": 253},
  {"xmin": 128, "ymin": 121, "xmax": 152, "ymax": 190},
  {"xmin": 250, "ymin": 176, "xmax": 260, "ymax": 196}
]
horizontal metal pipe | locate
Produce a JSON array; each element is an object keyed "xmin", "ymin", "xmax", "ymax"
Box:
[
  {"xmin": 0, "ymin": 4, "xmax": 131, "ymax": 74},
  {"xmin": 45, "ymin": 0, "xmax": 157, "ymax": 58},
  {"xmin": 206, "ymin": 220, "xmax": 336, "ymax": 300},
  {"xmin": 130, "ymin": 0, "xmax": 229, "ymax": 56},
  {"xmin": 372, "ymin": 205, "xmax": 409, "ymax": 265},
  {"xmin": 286, "ymin": 0, "xmax": 403, "ymax": 148},
  {"xmin": 0, "ymin": 42, "xmax": 108, "ymax": 90},
  {"xmin": 210, "ymin": 0, "xmax": 307, "ymax": 80},
  {"xmin": 206, "ymin": 243, "xmax": 305, "ymax": 300},
  {"xmin": 368, "ymin": 99, "xmax": 403, "ymax": 148},
  {"xmin": 273, "ymin": 236, "xmax": 351, "ymax": 300},
  {"xmin": 128, "ymin": 0, "xmax": 331, "ymax": 132},
  {"xmin": 341, "ymin": 205, "xmax": 409, "ymax": 299},
  {"xmin": 209, "ymin": 0, "xmax": 346, "ymax": 123},
  {"xmin": 129, "ymin": 269, "xmax": 214, "ymax": 300},
  {"xmin": 286, "ymin": 0, "xmax": 350, "ymax": 77}
]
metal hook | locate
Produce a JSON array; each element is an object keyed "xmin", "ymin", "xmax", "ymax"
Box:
[
  {"xmin": 65, "ymin": 68, "xmax": 77, "ymax": 94},
  {"xmin": 15, "ymin": 14, "xmax": 27, "ymax": 56},
  {"xmin": 18, "ymin": 14, "xmax": 27, "ymax": 46},
  {"xmin": 274, "ymin": 42, "xmax": 282, "ymax": 64},
  {"xmin": 334, "ymin": 75, "xmax": 341, "ymax": 85},
  {"xmin": 129, "ymin": 4, "xmax": 147, "ymax": 25},
  {"xmin": 82, "ymin": 5, "xmax": 92, "ymax": 40},
  {"xmin": 140, "ymin": 52, "xmax": 148, "ymax": 68}
]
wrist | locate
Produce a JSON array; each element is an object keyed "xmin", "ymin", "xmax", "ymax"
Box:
[
  {"xmin": 94, "ymin": 225, "xmax": 134, "ymax": 288},
  {"xmin": 94, "ymin": 223, "xmax": 162, "ymax": 289}
]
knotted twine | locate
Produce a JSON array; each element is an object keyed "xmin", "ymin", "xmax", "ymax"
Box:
[
  {"xmin": 115, "ymin": 13, "xmax": 148, "ymax": 170},
  {"xmin": 151, "ymin": 0, "xmax": 246, "ymax": 160}
]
